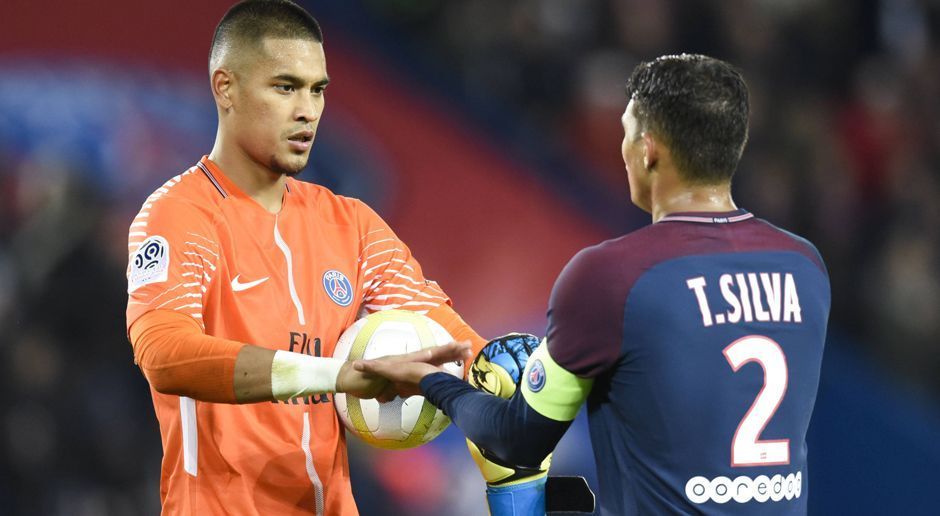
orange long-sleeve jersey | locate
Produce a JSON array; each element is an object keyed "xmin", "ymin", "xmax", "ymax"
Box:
[{"xmin": 126, "ymin": 156, "xmax": 483, "ymax": 515}]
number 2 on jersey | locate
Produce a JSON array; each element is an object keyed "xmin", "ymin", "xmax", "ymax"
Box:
[{"xmin": 723, "ymin": 336, "xmax": 790, "ymax": 467}]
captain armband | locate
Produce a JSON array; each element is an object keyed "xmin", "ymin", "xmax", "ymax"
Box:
[
  {"xmin": 521, "ymin": 342, "xmax": 593, "ymax": 422},
  {"xmin": 270, "ymin": 351, "xmax": 345, "ymax": 400}
]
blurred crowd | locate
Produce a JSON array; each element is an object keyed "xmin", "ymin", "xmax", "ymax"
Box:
[
  {"xmin": 1, "ymin": 0, "xmax": 939, "ymax": 514},
  {"xmin": 0, "ymin": 64, "xmax": 215, "ymax": 513},
  {"xmin": 362, "ymin": 0, "xmax": 940, "ymax": 397}
]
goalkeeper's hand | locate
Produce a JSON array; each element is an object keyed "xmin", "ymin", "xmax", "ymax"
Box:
[{"xmin": 467, "ymin": 333, "xmax": 551, "ymax": 515}]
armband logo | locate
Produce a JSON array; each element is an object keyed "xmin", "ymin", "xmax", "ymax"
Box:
[
  {"xmin": 527, "ymin": 359, "xmax": 546, "ymax": 392},
  {"xmin": 129, "ymin": 236, "xmax": 169, "ymax": 292},
  {"xmin": 323, "ymin": 269, "xmax": 353, "ymax": 307}
]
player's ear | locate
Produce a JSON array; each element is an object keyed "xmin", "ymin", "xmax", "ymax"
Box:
[
  {"xmin": 211, "ymin": 68, "xmax": 235, "ymax": 111},
  {"xmin": 641, "ymin": 132, "xmax": 658, "ymax": 172}
]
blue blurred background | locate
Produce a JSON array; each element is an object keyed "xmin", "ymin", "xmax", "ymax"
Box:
[{"xmin": 2, "ymin": 1, "xmax": 939, "ymax": 514}]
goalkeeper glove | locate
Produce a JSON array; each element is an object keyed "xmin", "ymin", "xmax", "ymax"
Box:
[
  {"xmin": 468, "ymin": 332, "xmax": 540, "ymax": 398},
  {"xmin": 467, "ymin": 333, "xmax": 551, "ymax": 515}
]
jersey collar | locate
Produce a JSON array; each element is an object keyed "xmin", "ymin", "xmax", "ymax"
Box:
[
  {"xmin": 196, "ymin": 157, "xmax": 228, "ymax": 198},
  {"xmin": 657, "ymin": 209, "xmax": 753, "ymax": 224},
  {"xmin": 197, "ymin": 156, "xmax": 293, "ymax": 200}
]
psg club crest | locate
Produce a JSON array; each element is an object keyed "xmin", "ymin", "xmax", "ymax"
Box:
[
  {"xmin": 527, "ymin": 359, "xmax": 546, "ymax": 393},
  {"xmin": 323, "ymin": 269, "xmax": 353, "ymax": 307}
]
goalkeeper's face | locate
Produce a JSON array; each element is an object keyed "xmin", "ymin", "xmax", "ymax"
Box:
[{"xmin": 216, "ymin": 37, "xmax": 329, "ymax": 177}]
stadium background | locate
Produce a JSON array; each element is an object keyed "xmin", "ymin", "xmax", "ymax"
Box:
[{"xmin": 2, "ymin": 0, "xmax": 939, "ymax": 514}]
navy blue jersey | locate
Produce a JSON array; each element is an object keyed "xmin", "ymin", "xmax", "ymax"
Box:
[{"xmin": 547, "ymin": 209, "xmax": 829, "ymax": 515}]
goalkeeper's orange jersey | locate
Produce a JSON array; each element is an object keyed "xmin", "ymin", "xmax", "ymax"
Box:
[{"xmin": 126, "ymin": 156, "xmax": 477, "ymax": 515}]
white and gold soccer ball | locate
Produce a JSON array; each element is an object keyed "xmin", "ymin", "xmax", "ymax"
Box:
[{"xmin": 333, "ymin": 310, "xmax": 462, "ymax": 449}]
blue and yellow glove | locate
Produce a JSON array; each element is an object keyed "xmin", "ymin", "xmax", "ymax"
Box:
[{"xmin": 467, "ymin": 333, "xmax": 551, "ymax": 515}]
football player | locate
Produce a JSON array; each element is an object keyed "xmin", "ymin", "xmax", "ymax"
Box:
[{"xmin": 357, "ymin": 54, "xmax": 830, "ymax": 515}]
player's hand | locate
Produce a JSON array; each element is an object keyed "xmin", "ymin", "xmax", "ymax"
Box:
[
  {"xmin": 466, "ymin": 334, "xmax": 551, "ymax": 486},
  {"xmin": 336, "ymin": 360, "xmax": 389, "ymax": 399},
  {"xmin": 353, "ymin": 341, "xmax": 473, "ymax": 399}
]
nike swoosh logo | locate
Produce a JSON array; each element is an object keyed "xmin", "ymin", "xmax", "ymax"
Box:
[{"xmin": 231, "ymin": 275, "xmax": 269, "ymax": 292}]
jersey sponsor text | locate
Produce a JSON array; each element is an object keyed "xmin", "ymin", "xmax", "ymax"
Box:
[{"xmin": 685, "ymin": 471, "xmax": 802, "ymax": 504}]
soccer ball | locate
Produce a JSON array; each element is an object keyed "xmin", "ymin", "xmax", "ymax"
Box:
[{"xmin": 333, "ymin": 310, "xmax": 463, "ymax": 449}]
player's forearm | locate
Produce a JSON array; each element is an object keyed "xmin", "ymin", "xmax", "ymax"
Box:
[
  {"xmin": 233, "ymin": 345, "xmax": 276, "ymax": 402},
  {"xmin": 420, "ymin": 372, "xmax": 570, "ymax": 467},
  {"xmin": 131, "ymin": 310, "xmax": 346, "ymax": 404},
  {"xmin": 130, "ymin": 310, "xmax": 245, "ymax": 403}
]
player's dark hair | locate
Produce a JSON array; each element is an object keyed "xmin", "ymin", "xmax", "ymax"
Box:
[
  {"xmin": 626, "ymin": 54, "xmax": 749, "ymax": 184},
  {"xmin": 209, "ymin": 0, "xmax": 323, "ymax": 70}
]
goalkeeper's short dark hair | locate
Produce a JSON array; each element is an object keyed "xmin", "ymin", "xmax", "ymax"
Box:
[
  {"xmin": 209, "ymin": 0, "xmax": 323, "ymax": 71},
  {"xmin": 626, "ymin": 54, "xmax": 750, "ymax": 185}
]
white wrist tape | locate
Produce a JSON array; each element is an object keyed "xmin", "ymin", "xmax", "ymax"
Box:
[{"xmin": 270, "ymin": 350, "xmax": 345, "ymax": 400}]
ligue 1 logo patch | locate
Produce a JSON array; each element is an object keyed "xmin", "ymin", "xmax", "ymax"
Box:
[
  {"xmin": 129, "ymin": 235, "xmax": 169, "ymax": 292},
  {"xmin": 323, "ymin": 269, "xmax": 353, "ymax": 307},
  {"xmin": 527, "ymin": 359, "xmax": 546, "ymax": 393}
]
